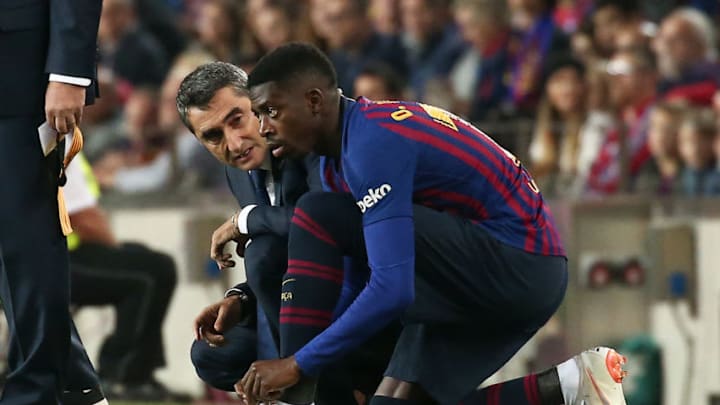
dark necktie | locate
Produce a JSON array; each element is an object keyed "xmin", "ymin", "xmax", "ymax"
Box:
[{"xmin": 250, "ymin": 169, "xmax": 271, "ymax": 205}]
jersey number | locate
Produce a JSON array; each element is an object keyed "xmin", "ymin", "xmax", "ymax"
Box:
[{"xmin": 390, "ymin": 105, "xmax": 540, "ymax": 194}]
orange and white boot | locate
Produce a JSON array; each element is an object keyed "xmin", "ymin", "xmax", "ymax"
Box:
[{"xmin": 570, "ymin": 346, "xmax": 628, "ymax": 405}]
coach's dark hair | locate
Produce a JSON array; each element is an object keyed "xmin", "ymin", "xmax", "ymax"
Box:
[
  {"xmin": 176, "ymin": 62, "xmax": 249, "ymax": 133},
  {"xmin": 248, "ymin": 42, "xmax": 338, "ymax": 90}
]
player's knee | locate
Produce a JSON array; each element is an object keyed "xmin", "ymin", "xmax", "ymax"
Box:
[
  {"xmin": 189, "ymin": 339, "xmax": 212, "ymax": 376},
  {"xmin": 295, "ymin": 191, "xmax": 334, "ymax": 220},
  {"xmin": 190, "ymin": 340, "xmax": 226, "ymax": 389},
  {"xmin": 294, "ymin": 191, "xmax": 356, "ymax": 225}
]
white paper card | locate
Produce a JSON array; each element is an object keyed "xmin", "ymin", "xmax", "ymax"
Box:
[{"xmin": 38, "ymin": 121, "xmax": 73, "ymax": 158}]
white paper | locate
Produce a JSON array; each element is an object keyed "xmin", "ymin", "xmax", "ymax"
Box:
[{"xmin": 38, "ymin": 121, "xmax": 73, "ymax": 158}]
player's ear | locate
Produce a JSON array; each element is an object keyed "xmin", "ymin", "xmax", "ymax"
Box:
[{"xmin": 306, "ymin": 88, "xmax": 323, "ymax": 116}]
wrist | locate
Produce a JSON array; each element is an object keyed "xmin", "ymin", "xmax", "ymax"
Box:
[
  {"xmin": 224, "ymin": 291, "xmax": 248, "ymax": 320},
  {"xmin": 229, "ymin": 211, "xmax": 242, "ymax": 238},
  {"xmin": 288, "ymin": 355, "xmax": 303, "ymax": 377}
]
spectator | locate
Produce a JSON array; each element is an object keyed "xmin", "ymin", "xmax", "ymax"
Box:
[
  {"xmin": 634, "ymin": 102, "xmax": 685, "ymax": 195},
  {"xmin": 82, "ymin": 66, "xmax": 125, "ymax": 162},
  {"xmin": 529, "ymin": 55, "xmax": 587, "ymax": 196},
  {"xmin": 134, "ymin": 0, "xmax": 188, "ymax": 60},
  {"xmin": 553, "ymin": 0, "xmax": 593, "ymax": 34},
  {"xmin": 614, "ymin": 20, "xmax": 653, "ymax": 52},
  {"xmin": 585, "ymin": 46, "xmax": 657, "ymax": 195},
  {"xmin": 252, "ymin": 0, "xmax": 313, "ymax": 54},
  {"xmin": 654, "ymin": 8, "xmax": 720, "ymax": 104},
  {"xmin": 309, "ymin": 0, "xmax": 332, "ymax": 47},
  {"xmin": 399, "ymin": 0, "xmax": 465, "ymax": 100},
  {"xmin": 97, "ymin": 0, "xmax": 169, "ymax": 89},
  {"xmin": 590, "ymin": 0, "xmax": 642, "ymax": 58},
  {"xmin": 569, "ymin": 21, "xmax": 598, "ymax": 67},
  {"xmin": 195, "ymin": 0, "xmax": 247, "ymax": 63},
  {"xmin": 451, "ymin": 0, "xmax": 513, "ymax": 120},
  {"xmin": 678, "ymin": 108, "xmax": 717, "ymax": 196},
  {"xmin": 93, "ymin": 88, "xmax": 176, "ymax": 193},
  {"xmin": 353, "ymin": 63, "xmax": 406, "ymax": 100},
  {"xmin": 63, "ymin": 154, "xmax": 184, "ymax": 401},
  {"xmin": 506, "ymin": 0, "xmax": 569, "ymax": 113},
  {"xmin": 370, "ymin": 0, "xmax": 401, "ymax": 35},
  {"xmin": 312, "ymin": 0, "xmax": 407, "ymax": 95}
]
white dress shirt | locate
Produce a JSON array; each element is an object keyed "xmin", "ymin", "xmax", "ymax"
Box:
[{"xmin": 237, "ymin": 157, "xmax": 276, "ymax": 234}]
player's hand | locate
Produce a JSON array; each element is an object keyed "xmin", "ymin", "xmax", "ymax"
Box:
[
  {"xmin": 236, "ymin": 357, "xmax": 301, "ymax": 402},
  {"xmin": 45, "ymin": 81, "xmax": 86, "ymax": 134},
  {"xmin": 210, "ymin": 218, "xmax": 249, "ymax": 269},
  {"xmin": 192, "ymin": 295, "xmax": 243, "ymax": 346}
]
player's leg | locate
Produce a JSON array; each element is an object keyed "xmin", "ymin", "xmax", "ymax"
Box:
[
  {"xmin": 243, "ymin": 233, "xmax": 289, "ymax": 342},
  {"xmin": 0, "ymin": 114, "xmax": 74, "ymax": 404},
  {"xmin": 278, "ymin": 192, "xmax": 366, "ymax": 357},
  {"xmin": 372, "ymin": 205, "xmax": 569, "ymax": 404},
  {"xmin": 462, "ymin": 346, "xmax": 628, "ymax": 405},
  {"xmin": 278, "ymin": 192, "xmax": 383, "ymax": 404}
]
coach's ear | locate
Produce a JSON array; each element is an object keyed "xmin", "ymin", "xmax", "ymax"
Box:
[{"xmin": 306, "ymin": 88, "xmax": 323, "ymax": 116}]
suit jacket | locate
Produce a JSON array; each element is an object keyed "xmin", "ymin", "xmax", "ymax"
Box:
[
  {"xmin": 226, "ymin": 153, "xmax": 321, "ymax": 334},
  {"xmin": 225, "ymin": 154, "xmax": 321, "ymax": 238},
  {"xmin": 0, "ymin": 0, "xmax": 101, "ymax": 116}
]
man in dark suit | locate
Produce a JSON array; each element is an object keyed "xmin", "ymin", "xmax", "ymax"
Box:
[
  {"xmin": 175, "ymin": 61, "xmax": 321, "ymax": 393},
  {"xmin": 0, "ymin": 0, "xmax": 105, "ymax": 404},
  {"xmin": 177, "ymin": 62, "xmax": 394, "ymax": 404}
]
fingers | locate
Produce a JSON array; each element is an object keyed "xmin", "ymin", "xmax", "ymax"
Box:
[
  {"xmin": 194, "ymin": 316, "xmax": 210, "ymax": 341},
  {"xmin": 45, "ymin": 82, "xmax": 86, "ymax": 133},
  {"xmin": 240, "ymin": 366, "xmax": 255, "ymax": 399},
  {"xmin": 193, "ymin": 322, "xmax": 201, "ymax": 341},
  {"xmin": 48, "ymin": 109, "xmax": 79, "ymax": 134},
  {"xmin": 234, "ymin": 381, "xmax": 248, "ymax": 404},
  {"xmin": 214, "ymin": 303, "xmax": 228, "ymax": 333},
  {"xmin": 75, "ymin": 107, "xmax": 83, "ymax": 128},
  {"xmin": 201, "ymin": 328, "xmax": 225, "ymax": 346},
  {"xmin": 216, "ymin": 254, "xmax": 235, "ymax": 269},
  {"xmin": 210, "ymin": 238, "xmax": 233, "ymax": 269},
  {"xmin": 253, "ymin": 371, "xmax": 263, "ymax": 399}
]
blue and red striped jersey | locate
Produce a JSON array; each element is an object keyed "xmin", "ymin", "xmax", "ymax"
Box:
[
  {"xmin": 294, "ymin": 97, "xmax": 565, "ymax": 375},
  {"xmin": 321, "ymin": 96, "xmax": 565, "ymax": 257}
]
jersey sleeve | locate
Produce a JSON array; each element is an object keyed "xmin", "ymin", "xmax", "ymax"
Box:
[
  {"xmin": 293, "ymin": 120, "xmax": 420, "ymax": 375},
  {"xmin": 346, "ymin": 122, "xmax": 417, "ymax": 225}
]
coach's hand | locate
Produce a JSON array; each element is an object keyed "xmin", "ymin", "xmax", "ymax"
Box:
[
  {"xmin": 45, "ymin": 81, "xmax": 86, "ymax": 134},
  {"xmin": 236, "ymin": 357, "xmax": 301, "ymax": 403},
  {"xmin": 210, "ymin": 218, "xmax": 249, "ymax": 269},
  {"xmin": 193, "ymin": 295, "xmax": 243, "ymax": 346}
]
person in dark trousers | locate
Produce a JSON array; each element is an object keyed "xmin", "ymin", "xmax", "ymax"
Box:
[
  {"xmin": 61, "ymin": 153, "xmax": 184, "ymax": 401},
  {"xmin": 237, "ymin": 43, "xmax": 628, "ymax": 405},
  {"xmin": 0, "ymin": 0, "xmax": 105, "ymax": 403},
  {"xmin": 177, "ymin": 62, "xmax": 396, "ymax": 404}
]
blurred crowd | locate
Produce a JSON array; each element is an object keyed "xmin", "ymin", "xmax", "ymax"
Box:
[{"xmin": 83, "ymin": 0, "xmax": 720, "ymax": 200}]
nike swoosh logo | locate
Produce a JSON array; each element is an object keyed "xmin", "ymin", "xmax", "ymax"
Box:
[
  {"xmin": 82, "ymin": 389, "xmax": 92, "ymax": 394},
  {"xmin": 586, "ymin": 368, "xmax": 612, "ymax": 405}
]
